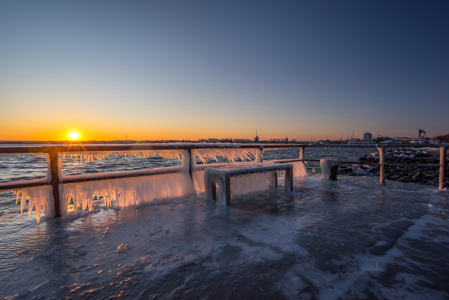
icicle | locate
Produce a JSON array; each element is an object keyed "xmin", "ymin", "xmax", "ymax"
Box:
[
  {"xmin": 28, "ymin": 195, "xmax": 35, "ymax": 217},
  {"xmin": 15, "ymin": 190, "xmax": 20, "ymax": 204},
  {"xmin": 20, "ymin": 191, "xmax": 27, "ymax": 213}
]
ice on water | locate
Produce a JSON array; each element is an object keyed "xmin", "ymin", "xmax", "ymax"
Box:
[{"xmin": 1, "ymin": 175, "xmax": 448, "ymax": 299}]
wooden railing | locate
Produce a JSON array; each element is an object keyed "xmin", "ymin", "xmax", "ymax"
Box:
[{"xmin": 0, "ymin": 143, "xmax": 447, "ymax": 218}]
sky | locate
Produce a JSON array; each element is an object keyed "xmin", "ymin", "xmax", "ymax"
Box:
[{"xmin": 1, "ymin": 0, "xmax": 448, "ymax": 141}]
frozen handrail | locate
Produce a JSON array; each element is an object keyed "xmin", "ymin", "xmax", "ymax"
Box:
[{"xmin": 0, "ymin": 143, "xmax": 447, "ymax": 219}]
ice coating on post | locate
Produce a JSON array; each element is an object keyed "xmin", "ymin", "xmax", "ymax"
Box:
[
  {"xmin": 192, "ymin": 170, "xmax": 206, "ymax": 193},
  {"xmin": 320, "ymin": 159, "xmax": 340, "ymax": 180},
  {"xmin": 292, "ymin": 161, "xmax": 308, "ymax": 177}
]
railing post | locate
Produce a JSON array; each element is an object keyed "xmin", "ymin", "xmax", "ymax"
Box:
[
  {"xmin": 440, "ymin": 146, "xmax": 447, "ymax": 190},
  {"xmin": 378, "ymin": 146, "xmax": 385, "ymax": 184},
  {"xmin": 49, "ymin": 149, "xmax": 61, "ymax": 218},
  {"xmin": 187, "ymin": 148, "xmax": 193, "ymax": 181},
  {"xmin": 255, "ymin": 148, "xmax": 263, "ymax": 163},
  {"xmin": 299, "ymin": 146, "xmax": 305, "ymax": 162}
]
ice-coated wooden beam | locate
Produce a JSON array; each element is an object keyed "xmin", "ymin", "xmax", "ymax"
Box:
[
  {"xmin": 378, "ymin": 146, "xmax": 386, "ymax": 184},
  {"xmin": 440, "ymin": 146, "xmax": 447, "ymax": 190}
]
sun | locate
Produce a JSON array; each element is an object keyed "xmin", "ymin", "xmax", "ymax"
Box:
[{"xmin": 69, "ymin": 132, "xmax": 79, "ymax": 140}]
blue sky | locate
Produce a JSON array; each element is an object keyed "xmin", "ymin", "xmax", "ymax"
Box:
[{"xmin": 1, "ymin": 0, "xmax": 448, "ymax": 141}]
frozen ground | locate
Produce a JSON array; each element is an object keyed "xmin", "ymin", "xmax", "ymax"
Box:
[{"xmin": 0, "ymin": 175, "xmax": 448, "ymax": 299}]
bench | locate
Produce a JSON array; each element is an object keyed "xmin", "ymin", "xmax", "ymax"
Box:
[{"xmin": 204, "ymin": 163, "xmax": 294, "ymax": 205}]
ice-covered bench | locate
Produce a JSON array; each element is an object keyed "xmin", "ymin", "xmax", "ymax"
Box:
[{"xmin": 204, "ymin": 163, "xmax": 294, "ymax": 206}]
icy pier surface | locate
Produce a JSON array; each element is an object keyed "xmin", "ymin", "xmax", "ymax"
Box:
[{"xmin": 1, "ymin": 175, "xmax": 449, "ymax": 299}]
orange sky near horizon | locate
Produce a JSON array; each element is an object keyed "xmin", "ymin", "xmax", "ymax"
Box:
[{"xmin": 0, "ymin": 105, "xmax": 346, "ymax": 142}]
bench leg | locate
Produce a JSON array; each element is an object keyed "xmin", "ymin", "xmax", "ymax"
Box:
[
  {"xmin": 225, "ymin": 174, "xmax": 231, "ymax": 206},
  {"xmin": 284, "ymin": 167, "xmax": 293, "ymax": 191},
  {"xmin": 205, "ymin": 176, "xmax": 212, "ymax": 200},
  {"xmin": 274, "ymin": 170, "xmax": 278, "ymax": 188},
  {"xmin": 211, "ymin": 182, "xmax": 217, "ymax": 201}
]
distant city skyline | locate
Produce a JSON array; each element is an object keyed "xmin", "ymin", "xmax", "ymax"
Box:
[{"xmin": 1, "ymin": 1, "xmax": 448, "ymax": 141}]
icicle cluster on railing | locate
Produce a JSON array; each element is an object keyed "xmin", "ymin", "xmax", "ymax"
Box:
[
  {"xmin": 63, "ymin": 150, "xmax": 183, "ymax": 163},
  {"xmin": 9, "ymin": 147, "xmax": 307, "ymax": 223},
  {"xmin": 13, "ymin": 186, "xmax": 54, "ymax": 223},
  {"xmin": 193, "ymin": 148, "xmax": 257, "ymax": 164},
  {"xmin": 60, "ymin": 172, "xmax": 194, "ymax": 215}
]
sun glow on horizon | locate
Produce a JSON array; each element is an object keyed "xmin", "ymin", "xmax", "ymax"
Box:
[{"xmin": 69, "ymin": 132, "xmax": 79, "ymax": 140}]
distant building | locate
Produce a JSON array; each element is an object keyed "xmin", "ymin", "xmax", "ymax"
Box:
[
  {"xmin": 208, "ymin": 138, "xmax": 219, "ymax": 143},
  {"xmin": 233, "ymin": 139, "xmax": 251, "ymax": 143},
  {"xmin": 363, "ymin": 132, "xmax": 373, "ymax": 142},
  {"xmin": 270, "ymin": 138, "xmax": 288, "ymax": 143},
  {"xmin": 255, "ymin": 130, "xmax": 259, "ymax": 143}
]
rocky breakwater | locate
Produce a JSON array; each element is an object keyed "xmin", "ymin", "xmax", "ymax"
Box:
[{"xmin": 338, "ymin": 148, "xmax": 448, "ymax": 187}]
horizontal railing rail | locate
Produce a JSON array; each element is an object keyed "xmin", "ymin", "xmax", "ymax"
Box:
[{"xmin": 0, "ymin": 143, "xmax": 447, "ymax": 218}]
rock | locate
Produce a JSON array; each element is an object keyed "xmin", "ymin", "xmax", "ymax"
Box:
[
  {"xmin": 17, "ymin": 290, "xmax": 30, "ymax": 298},
  {"xmin": 17, "ymin": 248, "xmax": 32, "ymax": 256},
  {"xmin": 339, "ymin": 167, "xmax": 352, "ymax": 174},
  {"xmin": 117, "ymin": 244, "xmax": 133, "ymax": 254},
  {"xmin": 385, "ymin": 155, "xmax": 395, "ymax": 161}
]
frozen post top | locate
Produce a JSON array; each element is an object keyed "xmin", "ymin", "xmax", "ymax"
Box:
[
  {"xmin": 204, "ymin": 163, "xmax": 294, "ymax": 206},
  {"xmin": 320, "ymin": 159, "xmax": 341, "ymax": 181}
]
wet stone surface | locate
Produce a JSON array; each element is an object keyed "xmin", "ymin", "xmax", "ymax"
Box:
[{"xmin": 0, "ymin": 175, "xmax": 448, "ymax": 299}]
